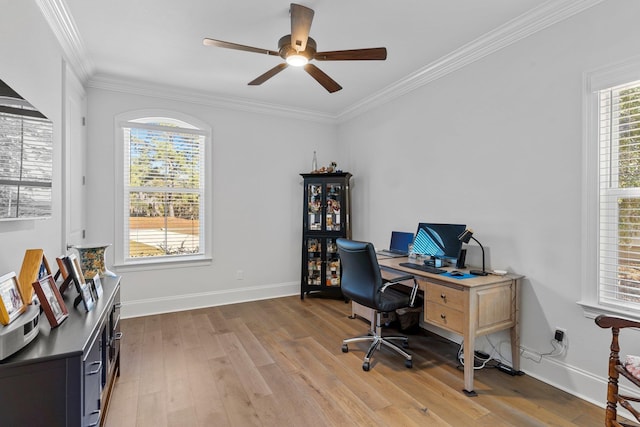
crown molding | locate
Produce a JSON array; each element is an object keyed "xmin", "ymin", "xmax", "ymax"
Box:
[
  {"xmin": 87, "ymin": 74, "xmax": 337, "ymax": 124},
  {"xmin": 39, "ymin": 0, "xmax": 604, "ymax": 124},
  {"xmin": 336, "ymin": 0, "xmax": 606, "ymax": 123},
  {"xmin": 36, "ymin": 0, "xmax": 93, "ymax": 82}
]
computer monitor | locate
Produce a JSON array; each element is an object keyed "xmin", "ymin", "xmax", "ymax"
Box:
[
  {"xmin": 412, "ymin": 223, "xmax": 466, "ymax": 261},
  {"xmin": 389, "ymin": 231, "xmax": 414, "ymax": 254}
]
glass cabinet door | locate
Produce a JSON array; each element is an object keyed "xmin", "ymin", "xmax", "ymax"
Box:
[
  {"xmin": 325, "ymin": 182, "xmax": 343, "ymax": 232},
  {"xmin": 305, "ymin": 237, "xmax": 341, "ymax": 287},
  {"xmin": 326, "ymin": 238, "xmax": 340, "ymax": 286},
  {"xmin": 307, "ymin": 183, "xmax": 322, "ymax": 231},
  {"xmin": 306, "ymin": 238, "xmax": 322, "ymax": 286}
]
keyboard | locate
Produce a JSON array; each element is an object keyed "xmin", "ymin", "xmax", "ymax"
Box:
[{"xmin": 399, "ymin": 262, "xmax": 446, "ymax": 274}]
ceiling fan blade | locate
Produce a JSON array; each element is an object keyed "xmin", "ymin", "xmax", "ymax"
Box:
[
  {"xmin": 248, "ymin": 63, "xmax": 289, "ymax": 86},
  {"xmin": 203, "ymin": 38, "xmax": 279, "ymax": 56},
  {"xmin": 290, "ymin": 3, "xmax": 314, "ymax": 52},
  {"xmin": 314, "ymin": 48, "xmax": 387, "ymax": 61},
  {"xmin": 304, "ymin": 64, "xmax": 342, "ymax": 93}
]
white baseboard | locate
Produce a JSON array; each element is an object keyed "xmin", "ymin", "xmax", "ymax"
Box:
[
  {"xmin": 419, "ymin": 319, "xmax": 616, "ymax": 416},
  {"xmin": 519, "ymin": 353, "xmax": 605, "ymax": 405},
  {"xmin": 120, "ymin": 281, "xmax": 299, "ymax": 318}
]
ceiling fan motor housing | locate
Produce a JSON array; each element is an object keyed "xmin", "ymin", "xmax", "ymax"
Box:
[{"xmin": 278, "ymin": 35, "xmax": 316, "ymax": 61}]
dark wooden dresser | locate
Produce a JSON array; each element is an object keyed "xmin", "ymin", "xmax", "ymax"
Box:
[{"xmin": 0, "ymin": 276, "xmax": 121, "ymax": 426}]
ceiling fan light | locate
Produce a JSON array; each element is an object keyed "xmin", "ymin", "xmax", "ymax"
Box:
[{"xmin": 286, "ymin": 54, "xmax": 309, "ymax": 67}]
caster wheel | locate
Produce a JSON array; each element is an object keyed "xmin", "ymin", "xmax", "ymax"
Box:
[
  {"xmin": 341, "ymin": 344, "xmax": 348, "ymax": 353},
  {"xmin": 405, "ymin": 359, "xmax": 413, "ymax": 369},
  {"xmin": 362, "ymin": 362, "xmax": 370, "ymax": 371},
  {"xmin": 402, "ymin": 340, "xmax": 409, "ymax": 349}
]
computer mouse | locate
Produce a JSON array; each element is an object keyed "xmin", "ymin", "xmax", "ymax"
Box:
[{"xmin": 450, "ymin": 270, "xmax": 463, "ymax": 276}]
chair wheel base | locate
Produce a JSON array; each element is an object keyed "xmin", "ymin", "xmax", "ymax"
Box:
[
  {"xmin": 405, "ymin": 359, "xmax": 413, "ymax": 369},
  {"xmin": 362, "ymin": 362, "xmax": 370, "ymax": 371},
  {"xmin": 341, "ymin": 344, "xmax": 349, "ymax": 353}
]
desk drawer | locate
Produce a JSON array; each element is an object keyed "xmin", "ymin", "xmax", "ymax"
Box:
[
  {"xmin": 425, "ymin": 301, "xmax": 464, "ymax": 333},
  {"xmin": 425, "ymin": 282, "xmax": 464, "ymax": 311}
]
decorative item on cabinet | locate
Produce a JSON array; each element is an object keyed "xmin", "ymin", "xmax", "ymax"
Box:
[
  {"xmin": 312, "ymin": 159, "xmax": 339, "ymax": 174},
  {"xmin": 72, "ymin": 243, "xmax": 117, "ymax": 279},
  {"xmin": 18, "ymin": 249, "xmax": 52, "ymax": 304},
  {"xmin": 32, "ymin": 274, "xmax": 68, "ymax": 328},
  {"xmin": 0, "ymin": 304, "xmax": 39, "ymax": 360},
  {"xmin": 55, "ymin": 255, "xmax": 74, "ymax": 294},
  {"xmin": 0, "ymin": 272, "xmax": 26, "ymax": 325},
  {"xmin": 88, "ymin": 273, "xmax": 104, "ymax": 301},
  {"xmin": 64, "ymin": 254, "xmax": 95, "ymax": 312}
]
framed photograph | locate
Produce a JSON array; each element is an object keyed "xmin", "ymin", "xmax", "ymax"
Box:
[
  {"xmin": 55, "ymin": 255, "xmax": 68, "ymax": 279},
  {"xmin": 55, "ymin": 255, "xmax": 73, "ymax": 294},
  {"xmin": 33, "ymin": 274, "xmax": 69, "ymax": 328},
  {"xmin": 64, "ymin": 254, "xmax": 95, "ymax": 312},
  {"xmin": 18, "ymin": 249, "xmax": 52, "ymax": 305},
  {"xmin": 89, "ymin": 273, "xmax": 103, "ymax": 300},
  {"xmin": 0, "ymin": 271, "xmax": 26, "ymax": 326}
]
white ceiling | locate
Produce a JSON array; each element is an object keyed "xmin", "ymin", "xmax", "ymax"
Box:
[{"xmin": 46, "ymin": 0, "xmax": 601, "ymax": 118}]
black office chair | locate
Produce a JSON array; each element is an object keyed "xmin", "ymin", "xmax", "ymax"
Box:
[{"xmin": 337, "ymin": 238, "xmax": 420, "ymax": 371}]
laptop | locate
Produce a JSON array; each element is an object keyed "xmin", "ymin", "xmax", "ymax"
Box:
[{"xmin": 376, "ymin": 231, "xmax": 414, "ymax": 258}]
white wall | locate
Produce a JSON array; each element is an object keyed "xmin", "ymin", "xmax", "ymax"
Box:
[
  {"xmin": 0, "ymin": 1, "xmax": 65, "ymax": 273},
  {"xmin": 85, "ymin": 87, "xmax": 338, "ymax": 316},
  {"xmin": 338, "ymin": 0, "xmax": 640, "ymax": 409}
]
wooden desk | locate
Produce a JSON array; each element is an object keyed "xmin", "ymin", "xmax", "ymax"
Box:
[{"xmin": 374, "ymin": 257, "xmax": 522, "ymax": 396}]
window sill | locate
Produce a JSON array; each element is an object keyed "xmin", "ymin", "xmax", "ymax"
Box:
[
  {"xmin": 113, "ymin": 255, "xmax": 212, "ymax": 273},
  {"xmin": 577, "ymin": 300, "xmax": 640, "ymax": 322}
]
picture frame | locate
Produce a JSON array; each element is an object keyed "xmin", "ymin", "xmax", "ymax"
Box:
[
  {"xmin": 33, "ymin": 274, "xmax": 69, "ymax": 328},
  {"xmin": 18, "ymin": 249, "xmax": 52, "ymax": 305},
  {"xmin": 88, "ymin": 273, "xmax": 103, "ymax": 300},
  {"xmin": 0, "ymin": 271, "xmax": 26, "ymax": 326},
  {"xmin": 55, "ymin": 255, "xmax": 73, "ymax": 294},
  {"xmin": 64, "ymin": 254, "xmax": 95, "ymax": 312}
]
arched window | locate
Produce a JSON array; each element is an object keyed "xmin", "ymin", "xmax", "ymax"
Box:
[{"xmin": 115, "ymin": 111, "xmax": 211, "ymax": 266}]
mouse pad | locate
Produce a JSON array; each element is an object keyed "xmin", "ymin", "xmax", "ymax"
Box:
[{"xmin": 443, "ymin": 272, "xmax": 474, "ymax": 280}]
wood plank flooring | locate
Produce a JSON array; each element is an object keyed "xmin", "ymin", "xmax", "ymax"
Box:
[{"xmin": 104, "ymin": 295, "xmax": 606, "ymax": 427}]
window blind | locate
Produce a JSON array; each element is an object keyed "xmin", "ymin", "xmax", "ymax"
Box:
[
  {"xmin": 0, "ymin": 97, "xmax": 53, "ymax": 220},
  {"xmin": 123, "ymin": 120, "xmax": 205, "ymax": 259},
  {"xmin": 598, "ymin": 81, "xmax": 640, "ymax": 309}
]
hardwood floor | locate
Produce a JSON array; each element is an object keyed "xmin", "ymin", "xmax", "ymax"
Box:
[{"xmin": 104, "ymin": 295, "xmax": 606, "ymax": 427}]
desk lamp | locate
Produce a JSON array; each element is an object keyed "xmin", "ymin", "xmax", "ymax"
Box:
[{"xmin": 457, "ymin": 229, "xmax": 488, "ymax": 276}]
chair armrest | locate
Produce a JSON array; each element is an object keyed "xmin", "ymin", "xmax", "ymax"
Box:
[
  {"xmin": 380, "ymin": 275, "xmax": 420, "ymax": 308},
  {"xmin": 596, "ymin": 314, "xmax": 640, "ymax": 329},
  {"xmin": 387, "ymin": 274, "xmax": 415, "ymax": 284}
]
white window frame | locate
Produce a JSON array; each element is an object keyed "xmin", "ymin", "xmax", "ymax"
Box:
[
  {"xmin": 580, "ymin": 56, "xmax": 640, "ymax": 320},
  {"xmin": 114, "ymin": 109, "xmax": 212, "ymax": 271}
]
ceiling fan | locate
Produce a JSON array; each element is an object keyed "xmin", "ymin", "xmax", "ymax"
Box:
[{"xmin": 203, "ymin": 3, "xmax": 387, "ymax": 93}]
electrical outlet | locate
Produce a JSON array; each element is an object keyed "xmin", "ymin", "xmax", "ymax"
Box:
[{"xmin": 554, "ymin": 327, "xmax": 566, "ymax": 343}]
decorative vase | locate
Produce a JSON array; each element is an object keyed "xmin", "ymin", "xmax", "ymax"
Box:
[{"xmin": 73, "ymin": 244, "xmax": 116, "ymax": 279}]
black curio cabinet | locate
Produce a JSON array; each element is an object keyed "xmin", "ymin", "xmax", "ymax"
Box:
[{"xmin": 300, "ymin": 172, "xmax": 352, "ymax": 299}]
